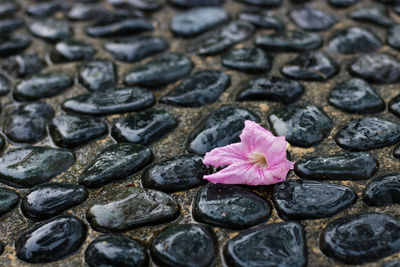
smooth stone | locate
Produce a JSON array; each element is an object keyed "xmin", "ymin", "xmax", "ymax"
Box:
[
  {"xmin": 78, "ymin": 59, "xmax": 117, "ymax": 91},
  {"xmin": 85, "ymin": 17, "xmax": 153, "ymax": 37},
  {"xmin": 124, "ymin": 52, "xmax": 193, "ymax": 87},
  {"xmin": 328, "ymin": 78, "xmax": 385, "ymax": 113},
  {"xmin": 62, "ymin": 87, "xmax": 155, "ymax": 116},
  {"xmin": 105, "ymin": 35, "xmax": 168, "ymax": 63},
  {"xmin": 348, "ymin": 53, "xmax": 400, "ymax": 84},
  {"xmin": 294, "ymin": 153, "xmax": 378, "ymax": 180},
  {"xmin": 26, "ymin": 1, "xmax": 70, "ymax": 17},
  {"xmin": 14, "ymin": 73, "xmax": 73, "ymax": 101},
  {"xmin": 142, "ymin": 154, "xmax": 210, "ymax": 193},
  {"xmin": 256, "ymin": 30, "xmax": 323, "ymax": 52},
  {"xmin": 21, "ymin": 183, "xmax": 88, "ymax": 221},
  {"xmin": 289, "ymin": 6, "xmax": 336, "ymax": 31},
  {"xmin": 29, "ymin": 18, "xmax": 72, "ymax": 43},
  {"xmin": 237, "ymin": 76, "xmax": 304, "ymax": 104},
  {"xmin": 0, "ymin": 147, "xmax": 74, "ymax": 188},
  {"xmin": 0, "ymin": 0, "xmax": 18, "ymax": 17},
  {"xmin": 169, "ymin": 0, "xmax": 225, "ymax": 8},
  {"xmin": 387, "ymin": 24, "xmax": 400, "ymax": 50},
  {"xmin": 0, "ymin": 73, "xmax": 10, "ymax": 95},
  {"xmin": 68, "ymin": 4, "xmax": 109, "ymax": 20},
  {"xmin": 328, "ymin": 27, "xmax": 382, "ymax": 54},
  {"xmin": 112, "ymin": 109, "xmax": 177, "ymax": 145},
  {"xmin": 335, "ymin": 117, "xmax": 400, "ymax": 151},
  {"xmin": 187, "ymin": 105, "xmax": 260, "ymax": 155},
  {"xmin": 171, "ymin": 7, "xmax": 229, "ymax": 37},
  {"xmin": 221, "ymin": 48, "xmax": 271, "ymax": 73},
  {"xmin": 389, "ymin": 94, "xmax": 400, "ymax": 117},
  {"xmin": 85, "ymin": 235, "xmax": 148, "ymax": 267},
  {"xmin": 238, "ymin": 9, "xmax": 285, "ymax": 30},
  {"xmin": 320, "ymin": 213, "xmax": 400, "ymax": 264},
  {"xmin": 234, "ymin": 0, "xmax": 281, "ymax": 5},
  {"xmin": 0, "ymin": 34, "xmax": 31, "ymax": 57},
  {"xmin": 79, "ymin": 143, "xmax": 153, "ymax": 188},
  {"xmin": 50, "ymin": 40, "xmax": 96, "ymax": 63},
  {"xmin": 2, "ymin": 54, "xmax": 46, "ymax": 78},
  {"xmin": 49, "ymin": 115, "xmax": 108, "ymax": 149},
  {"xmin": 350, "ymin": 5, "xmax": 394, "ymax": 28},
  {"xmin": 363, "ymin": 174, "xmax": 400, "ymax": 206},
  {"xmin": 187, "ymin": 21, "xmax": 255, "ymax": 56},
  {"xmin": 4, "ymin": 102, "xmax": 54, "ymax": 143},
  {"xmin": 0, "ymin": 187, "xmax": 19, "ymax": 217},
  {"xmin": 109, "ymin": 0, "xmax": 162, "ymax": 11},
  {"xmin": 268, "ymin": 105, "xmax": 333, "ymax": 147},
  {"xmin": 193, "ymin": 184, "xmax": 271, "ymax": 229},
  {"xmin": 328, "ymin": 0, "xmax": 361, "ymax": 7},
  {"xmin": 160, "ymin": 70, "xmax": 230, "ymax": 107},
  {"xmin": 151, "ymin": 224, "xmax": 217, "ymax": 267},
  {"xmin": 0, "ymin": 17, "xmax": 24, "ymax": 36},
  {"xmin": 224, "ymin": 222, "xmax": 307, "ymax": 267},
  {"xmin": 87, "ymin": 187, "xmax": 180, "ymax": 232},
  {"xmin": 273, "ymin": 180, "xmax": 357, "ymax": 220},
  {"xmin": 15, "ymin": 215, "xmax": 86, "ymax": 263}
]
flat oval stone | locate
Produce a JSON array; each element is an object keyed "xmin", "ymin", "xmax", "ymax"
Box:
[
  {"xmin": 0, "ymin": 34, "xmax": 31, "ymax": 57},
  {"xmin": 151, "ymin": 224, "xmax": 217, "ymax": 267},
  {"xmin": 320, "ymin": 213, "xmax": 400, "ymax": 264},
  {"xmin": 328, "ymin": 78, "xmax": 385, "ymax": 113},
  {"xmin": 87, "ymin": 187, "xmax": 180, "ymax": 232},
  {"xmin": 0, "ymin": 187, "xmax": 19, "ymax": 217},
  {"xmin": 281, "ymin": 52, "xmax": 339, "ymax": 81},
  {"xmin": 112, "ymin": 109, "xmax": 177, "ymax": 145},
  {"xmin": 160, "ymin": 70, "xmax": 230, "ymax": 107},
  {"xmin": 21, "ymin": 183, "xmax": 88, "ymax": 221},
  {"xmin": 238, "ymin": 9, "xmax": 284, "ymax": 30},
  {"xmin": 86, "ymin": 17, "xmax": 153, "ymax": 37},
  {"xmin": 0, "ymin": 147, "xmax": 75, "ymax": 188},
  {"xmin": 348, "ymin": 53, "xmax": 400, "ymax": 84},
  {"xmin": 104, "ymin": 35, "xmax": 168, "ymax": 63},
  {"xmin": 237, "ymin": 76, "xmax": 304, "ymax": 104},
  {"xmin": 29, "ymin": 18, "xmax": 72, "ymax": 43},
  {"xmin": 363, "ymin": 174, "xmax": 400, "ymax": 206},
  {"xmin": 193, "ymin": 184, "xmax": 271, "ymax": 229},
  {"xmin": 85, "ymin": 234, "xmax": 148, "ymax": 267},
  {"xmin": 0, "ymin": 73, "xmax": 10, "ymax": 96},
  {"xmin": 187, "ymin": 20, "xmax": 254, "ymax": 56},
  {"xmin": 124, "ymin": 52, "xmax": 193, "ymax": 87},
  {"xmin": 335, "ymin": 117, "xmax": 400, "ymax": 151},
  {"xmin": 221, "ymin": 48, "xmax": 271, "ymax": 73},
  {"xmin": 389, "ymin": 94, "xmax": 400, "ymax": 117},
  {"xmin": 68, "ymin": 4, "xmax": 109, "ymax": 20},
  {"xmin": 50, "ymin": 40, "xmax": 96, "ymax": 63},
  {"xmin": 273, "ymin": 180, "xmax": 357, "ymax": 220},
  {"xmin": 290, "ymin": 6, "xmax": 336, "ymax": 31},
  {"xmin": 110, "ymin": 0, "xmax": 162, "ymax": 11},
  {"xmin": 15, "ymin": 215, "xmax": 86, "ymax": 263},
  {"xmin": 49, "ymin": 114, "xmax": 108, "ymax": 149},
  {"xmin": 294, "ymin": 153, "xmax": 378, "ymax": 180},
  {"xmin": 14, "ymin": 73, "xmax": 73, "ymax": 101},
  {"xmin": 78, "ymin": 59, "xmax": 117, "ymax": 91},
  {"xmin": 79, "ymin": 143, "xmax": 153, "ymax": 188},
  {"xmin": 224, "ymin": 222, "xmax": 307, "ymax": 267},
  {"xmin": 0, "ymin": 0, "xmax": 18, "ymax": 17},
  {"xmin": 387, "ymin": 24, "xmax": 400, "ymax": 50},
  {"xmin": 268, "ymin": 105, "xmax": 333, "ymax": 147},
  {"xmin": 0, "ymin": 17, "xmax": 24, "ymax": 36},
  {"xmin": 234, "ymin": 0, "xmax": 281, "ymax": 5},
  {"xmin": 256, "ymin": 30, "xmax": 322, "ymax": 52},
  {"xmin": 2, "ymin": 54, "xmax": 46, "ymax": 78},
  {"xmin": 328, "ymin": 27, "xmax": 382, "ymax": 54},
  {"xmin": 62, "ymin": 87, "xmax": 155, "ymax": 116},
  {"xmin": 142, "ymin": 154, "xmax": 210, "ymax": 193},
  {"xmin": 171, "ymin": 7, "xmax": 229, "ymax": 37},
  {"xmin": 187, "ymin": 105, "xmax": 260, "ymax": 155},
  {"xmin": 350, "ymin": 5, "xmax": 394, "ymax": 28},
  {"xmin": 328, "ymin": 0, "xmax": 360, "ymax": 7},
  {"xmin": 26, "ymin": 1, "xmax": 70, "ymax": 17},
  {"xmin": 169, "ymin": 0, "xmax": 225, "ymax": 7}
]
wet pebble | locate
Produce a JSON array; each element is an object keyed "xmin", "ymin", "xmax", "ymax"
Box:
[
  {"xmin": 350, "ymin": 5, "xmax": 394, "ymax": 28},
  {"xmin": 328, "ymin": 0, "xmax": 360, "ymax": 7},
  {"xmin": 269, "ymin": 105, "xmax": 333, "ymax": 147},
  {"xmin": 0, "ymin": 187, "xmax": 19, "ymax": 217},
  {"xmin": 109, "ymin": 0, "xmax": 162, "ymax": 11},
  {"xmin": 85, "ymin": 16, "xmax": 153, "ymax": 37},
  {"xmin": 50, "ymin": 40, "xmax": 96, "ymax": 63},
  {"xmin": 26, "ymin": 1, "xmax": 70, "ymax": 17},
  {"xmin": 389, "ymin": 94, "xmax": 400, "ymax": 117},
  {"xmin": 187, "ymin": 105, "xmax": 260, "ymax": 155},
  {"xmin": 256, "ymin": 30, "xmax": 322, "ymax": 52},
  {"xmin": 2, "ymin": 54, "xmax": 46, "ymax": 78},
  {"xmin": 79, "ymin": 143, "xmax": 153, "ymax": 188},
  {"xmin": 29, "ymin": 18, "xmax": 72, "ymax": 43},
  {"xmin": 221, "ymin": 48, "xmax": 271, "ymax": 73},
  {"xmin": 387, "ymin": 24, "xmax": 400, "ymax": 50},
  {"xmin": 238, "ymin": 9, "xmax": 284, "ymax": 30},
  {"xmin": 78, "ymin": 59, "xmax": 117, "ymax": 91},
  {"xmin": 0, "ymin": 73, "xmax": 10, "ymax": 95},
  {"xmin": 289, "ymin": 6, "xmax": 336, "ymax": 31},
  {"xmin": 169, "ymin": 0, "xmax": 225, "ymax": 7},
  {"xmin": 21, "ymin": 183, "xmax": 88, "ymax": 221},
  {"xmin": 0, "ymin": 0, "xmax": 18, "ymax": 17},
  {"xmin": 234, "ymin": 0, "xmax": 281, "ymax": 5},
  {"xmin": 363, "ymin": 174, "xmax": 400, "ymax": 206},
  {"xmin": 85, "ymin": 235, "xmax": 148, "ymax": 267},
  {"xmin": 193, "ymin": 184, "xmax": 271, "ymax": 229},
  {"xmin": 68, "ymin": 4, "xmax": 109, "ymax": 21},
  {"xmin": 0, "ymin": 17, "xmax": 24, "ymax": 36},
  {"xmin": 87, "ymin": 187, "xmax": 180, "ymax": 232},
  {"xmin": 237, "ymin": 76, "xmax": 304, "ymax": 104},
  {"xmin": 328, "ymin": 27, "xmax": 382, "ymax": 54},
  {"xmin": 151, "ymin": 224, "xmax": 217, "ymax": 267},
  {"xmin": 15, "ymin": 215, "xmax": 86, "ymax": 263},
  {"xmin": 335, "ymin": 117, "xmax": 400, "ymax": 151},
  {"xmin": 0, "ymin": 34, "xmax": 31, "ymax": 57},
  {"xmin": 224, "ymin": 222, "xmax": 307, "ymax": 267},
  {"xmin": 112, "ymin": 109, "xmax": 177, "ymax": 145},
  {"xmin": 320, "ymin": 213, "xmax": 400, "ymax": 264},
  {"xmin": 160, "ymin": 70, "xmax": 230, "ymax": 107}
]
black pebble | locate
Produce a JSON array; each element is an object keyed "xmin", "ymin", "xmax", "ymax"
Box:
[
  {"xmin": 350, "ymin": 5, "xmax": 395, "ymax": 28},
  {"xmin": 363, "ymin": 174, "xmax": 400, "ymax": 206},
  {"xmin": 50, "ymin": 40, "xmax": 96, "ymax": 63},
  {"xmin": 256, "ymin": 30, "xmax": 323, "ymax": 52},
  {"xmin": 221, "ymin": 48, "xmax": 272, "ymax": 73},
  {"xmin": 238, "ymin": 9, "xmax": 285, "ymax": 30},
  {"xmin": 2, "ymin": 54, "xmax": 46, "ymax": 78},
  {"xmin": 328, "ymin": 27, "xmax": 382, "ymax": 54},
  {"xmin": 289, "ymin": 6, "xmax": 336, "ymax": 31},
  {"xmin": 0, "ymin": 187, "xmax": 19, "ymax": 217},
  {"xmin": 78, "ymin": 59, "xmax": 117, "ymax": 91}
]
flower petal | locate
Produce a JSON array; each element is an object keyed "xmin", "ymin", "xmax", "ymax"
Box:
[
  {"xmin": 239, "ymin": 120, "xmax": 275, "ymax": 154},
  {"xmin": 265, "ymin": 136, "xmax": 290, "ymax": 167},
  {"xmin": 203, "ymin": 142, "xmax": 247, "ymax": 168}
]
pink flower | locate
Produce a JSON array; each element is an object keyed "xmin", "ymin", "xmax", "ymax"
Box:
[{"xmin": 203, "ymin": 120, "xmax": 294, "ymax": 186}]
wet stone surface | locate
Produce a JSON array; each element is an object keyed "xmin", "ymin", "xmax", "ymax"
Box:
[
  {"xmin": 388, "ymin": 25, "xmax": 400, "ymax": 50},
  {"xmin": 289, "ymin": 6, "xmax": 337, "ymax": 31},
  {"xmin": 349, "ymin": 4, "xmax": 395, "ymax": 28},
  {"xmin": 85, "ymin": 17, "xmax": 153, "ymax": 38},
  {"xmin": 221, "ymin": 48, "xmax": 271, "ymax": 73},
  {"xmin": 328, "ymin": 27, "xmax": 382, "ymax": 54},
  {"xmin": 0, "ymin": 187, "xmax": 19, "ymax": 217},
  {"xmin": 2, "ymin": 54, "xmax": 46, "ymax": 78},
  {"xmin": 50, "ymin": 40, "xmax": 96, "ymax": 63},
  {"xmin": 238, "ymin": 9, "xmax": 285, "ymax": 30},
  {"xmin": 29, "ymin": 18, "xmax": 72, "ymax": 43},
  {"xmin": 0, "ymin": 34, "xmax": 31, "ymax": 57},
  {"xmin": 78, "ymin": 59, "xmax": 117, "ymax": 91},
  {"xmin": 363, "ymin": 174, "xmax": 400, "ymax": 206}
]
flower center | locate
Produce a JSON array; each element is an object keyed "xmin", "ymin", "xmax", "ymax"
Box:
[{"xmin": 249, "ymin": 153, "xmax": 269, "ymax": 168}]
